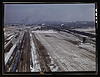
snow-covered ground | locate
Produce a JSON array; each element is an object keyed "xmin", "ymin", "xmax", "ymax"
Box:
[
  {"xmin": 34, "ymin": 30, "xmax": 96, "ymax": 71},
  {"xmin": 4, "ymin": 32, "xmax": 14, "ymax": 40},
  {"xmin": 47, "ymin": 53, "xmax": 59, "ymax": 72},
  {"xmin": 4, "ymin": 33, "xmax": 18, "ymax": 49},
  {"xmin": 58, "ymin": 31, "xmax": 81, "ymax": 42},
  {"xmin": 73, "ymin": 28, "xmax": 95, "ymax": 32},
  {"xmin": 32, "ymin": 30, "xmax": 57, "ymax": 33},
  {"xmin": 4, "ymin": 26, "xmax": 96, "ymax": 72},
  {"xmin": 78, "ymin": 42, "xmax": 95, "ymax": 53},
  {"xmin": 6, "ymin": 35, "xmax": 14, "ymax": 40},
  {"xmin": 73, "ymin": 28, "xmax": 96, "ymax": 35},
  {"xmin": 5, "ymin": 43, "xmax": 17, "ymax": 65},
  {"xmin": 4, "ymin": 31, "xmax": 24, "ymax": 65},
  {"xmin": 30, "ymin": 32, "xmax": 41, "ymax": 72}
]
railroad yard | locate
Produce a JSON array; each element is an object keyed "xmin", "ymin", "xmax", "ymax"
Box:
[{"xmin": 4, "ymin": 26, "xmax": 96, "ymax": 72}]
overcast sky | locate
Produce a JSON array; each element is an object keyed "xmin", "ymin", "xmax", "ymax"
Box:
[{"xmin": 4, "ymin": 4, "xmax": 95, "ymax": 24}]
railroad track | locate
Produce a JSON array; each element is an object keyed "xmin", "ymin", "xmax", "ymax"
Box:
[
  {"xmin": 32, "ymin": 33, "xmax": 51, "ymax": 72},
  {"xmin": 61, "ymin": 30, "xmax": 96, "ymax": 44},
  {"xmin": 34, "ymin": 33, "xmax": 61, "ymax": 72},
  {"xmin": 4, "ymin": 33, "xmax": 18, "ymax": 49},
  {"xmin": 62, "ymin": 29, "xmax": 96, "ymax": 38},
  {"xmin": 5, "ymin": 32, "xmax": 25, "ymax": 72}
]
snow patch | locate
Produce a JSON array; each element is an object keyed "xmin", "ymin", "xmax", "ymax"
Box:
[
  {"xmin": 5, "ymin": 43, "xmax": 17, "ymax": 65},
  {"xmin": 6, "ymin": 35, "xmax": 14, "ymax": 40},
  {"xmin": 73, "ymin": 28, "xmax": 95, "ymax": 32},
  {"xmin": 78, "ymin": 43, "xmax": 95, "ymax": 52},
  {"xmin": 30, "ymin": 32, "xmax": 41, "ymax": 72},
  {"xmin": 47, "ymin": 53, "xmax": 59, "ymax": 72},
  {"xmin": 32, "ymin": 30, "xmax": 57, "ymax": 33},
  {"xmin": 4, "ymin": 33, "xmax": 18, "ymax": 49}
]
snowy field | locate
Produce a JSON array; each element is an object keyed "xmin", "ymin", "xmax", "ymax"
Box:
[
  {"xmin": 30, "ymin": 32, "xmax": 41, "ymax": 72},
  {"xmin": 32, "ymin": 30, "xmax": 57, "ymax": 33},
  {"xmin": 73, "ymin": 28, "xmax": 96, "ymax": 35},
  {"xmin": 5, "ymin": 44, "xmax": 17, "ymax": 65},
  {"xmin": 73, "ymin": 28, "xmax": 95, "ymax": 32},
  {"xmin": 4, "ymin": 26, "xmax": 96, "ymax": 72},
  {"xmin": 33, "ymin": 30, "xmax": 96, "ymax": 71}
]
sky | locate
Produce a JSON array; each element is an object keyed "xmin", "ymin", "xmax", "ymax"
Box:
[{"xmin": 4, "ymin": 4, "xmax": 95, "ymax": 24}]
